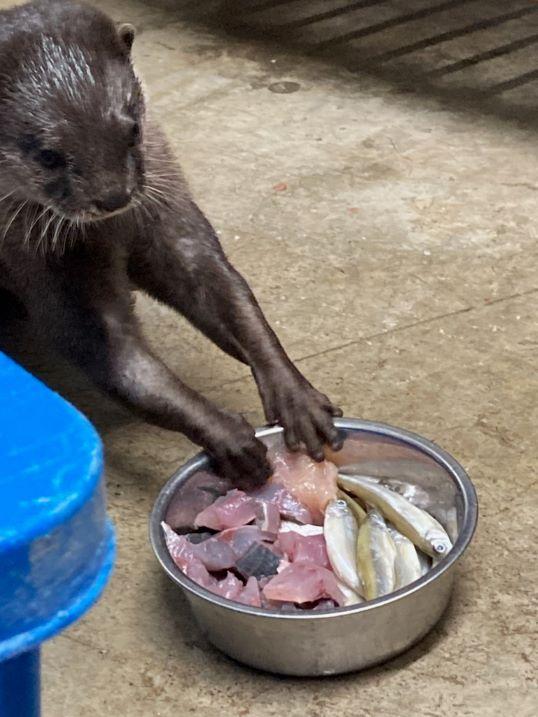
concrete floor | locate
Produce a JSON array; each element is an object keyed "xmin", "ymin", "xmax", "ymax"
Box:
[{"xmin": 1, "ymin": 0, "xmax": 537, "ymax": 714}]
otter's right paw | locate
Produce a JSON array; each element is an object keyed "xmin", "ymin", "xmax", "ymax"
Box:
[{"xmin": 207, "ymin": 415, "xmax": 271, "ymax": 489}]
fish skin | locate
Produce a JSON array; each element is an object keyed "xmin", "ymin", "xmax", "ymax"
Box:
[
  {"xmin": 337, "ymin": 489, "xmax": 367, "ymax": 525},
  {"xmin": 338, "ymin": 474, "xmax": 452, "ymax": 559},
  {"xmin": 388, "ymin": 526, "xmax": 423, "ymax": 589},
  {"xmin": 357, "ymin": 508, "xmax": 397, "ymax": 600},
  {"xmin": 324, "ymin": 499, "xmax": 362, "ymax": 594},
  {"xmin": 336, "ymin": 581, "xmax": 363, "ymax": 606}
]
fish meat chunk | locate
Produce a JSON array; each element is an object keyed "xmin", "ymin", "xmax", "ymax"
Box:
[
  {"xmin": 255, "ymin": 501, "xmax": 281, "ymax": 539},
  {"xmin": 194, "ymin": 489, "xmax": 258, "ymax": 531},
  {"xmin": 357, "ymin": 508, "xmax": 397, "ymax": 600},
  {"xmin": 277, "ymin": 531, "xmax": 330, "ymax": 568},
  {"xmin": 165, "ymin": 471, "xmax": 232, "ymax": 530},
  {"xmin": 263, "ymin": 562, "xmax": 345, "ymax": 606},
  {"xmin": 279, "ymin": 521, "xmax": 324, "ymax": 536},
  {"xmin": 324, "ymin": 499, "xmax": 362, "ymax": 593},
  {"xmin": 236, "ymin": 543, "xmax": 281, "ymax": 578},
  {"xmin": 236, "ymin": 576, "xmax": 262, "ymax": 607},
  {"xmin": 162, "ymin": 522, "xmax": 196, "ymax": 570},
  {"xmin": 388, "ymin": 526, "xmax": 423, "ymax": 589},
  {"xmin": 162, "ymin": 522, "xmax": 236, "ymax": 572},
  {"xmin": 270, "ymin": 450, "xmax": 338, "ymax": 524},
  {"xmin": 217, "ymin": 525, "xmax": 265, "ymax": 558},
  {"xmin": 338, "ymin": 474, "xmax": 452, "ymax": 558},
  {"xmin": 250, "ymin": 482, "xmax": 313, "ymax": 524},
  {"xmin": 189, "ymin": 536, "xmax": 237, "ymax": 572},
  {"xmin": 209, "ymin": 572, "xmax": 244, "ymax": 600}
]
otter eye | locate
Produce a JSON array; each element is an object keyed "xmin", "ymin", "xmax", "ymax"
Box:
[
  {"xmin": 38, "ymin": 149, "xmax": 66, "ymax": 170},
  {"xmin": 128, "ymin": 122, "xmax": 140, "ymax": 148}
]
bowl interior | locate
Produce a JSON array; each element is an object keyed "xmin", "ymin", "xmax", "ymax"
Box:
[{"xmin": 163, "ymin": 424, "xmax": 463, "ymax": 543}]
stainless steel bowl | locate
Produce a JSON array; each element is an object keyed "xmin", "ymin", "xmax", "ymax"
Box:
[{"xmin": 149, "ymin": 419, "xmax": 478, "ymax": 676}]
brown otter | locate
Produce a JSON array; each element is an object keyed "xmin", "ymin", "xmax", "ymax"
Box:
[{"xmin": 0, "ymin": 0, "xmax": 342, "ymax": 485}]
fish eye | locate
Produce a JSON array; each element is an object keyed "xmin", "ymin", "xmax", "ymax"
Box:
[{"xmin": 37, "ymin": 149, "xmax": 66, "ymax": 170}]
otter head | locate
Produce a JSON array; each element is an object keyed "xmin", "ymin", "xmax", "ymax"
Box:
[{"xmin": 0, "ymin": 21, "xmax": 145, "ymax": 223}]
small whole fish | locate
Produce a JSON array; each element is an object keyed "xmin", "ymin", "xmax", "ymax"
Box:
[
  {"xmin": 418, "ymin": 550, "xmax": 431, "ymax": 576},
  {"xmin": 337, "ymin": 489, "xmax": 367, "ymax": 525},
  {"xmin": 324, "ymin": 499, "xmax": 362, "ymax": 593},
  {"xmin": 337, "ymin": 581, "xmax": 363, "ymax": 607},
  {"xmin": 388, "ymin": 526, "xmax": 423, "ymax": 589},
  {"xmin": 357, "ymin": 508, "xmax": 396, "ymax": 600},
  {"xmin": 338, "ymin": 474, "xmax": 452, "ymax": 559}
]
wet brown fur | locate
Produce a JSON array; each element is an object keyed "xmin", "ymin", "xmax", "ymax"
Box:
[{"xmin": 0, "ymin": 0, "xmax": 342, "ymax": 484}]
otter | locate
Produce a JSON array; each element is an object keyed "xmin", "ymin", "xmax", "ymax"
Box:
[{"xmin": 0, "ymin": 0, "xmax": 342, "ymax": 484}]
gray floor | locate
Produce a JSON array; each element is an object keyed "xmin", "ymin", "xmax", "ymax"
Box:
[{"xmin": 1, "ymin": 0, "xmax": 537, "ymax": 714}]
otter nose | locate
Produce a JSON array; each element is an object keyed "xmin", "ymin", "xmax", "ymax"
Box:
[{"xmin": 94, "ymin": 191, "xmax": 131, "ymax": 213}]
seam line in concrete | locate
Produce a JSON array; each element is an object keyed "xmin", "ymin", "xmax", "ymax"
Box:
[{"xmin": 207, "ymin": 285, "xmax": 538, "ymax": 393}]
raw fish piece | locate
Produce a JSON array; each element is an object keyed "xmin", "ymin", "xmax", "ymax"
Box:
[
  {"xmin": 218, "ymin": 525, "xmax": 265, "ymax": 558},
  {"xmin": 250, "ymin": 482, "xmax": 313, "ymax": 524},
  {"xmin": 270, "ymin": 450, "xmax": 338, "ymax": 524},
  {"xmin": 338, "ymin": 474, "xmax": 452, "ymax": 558},
  {"xmin": 236, "ymin": 577, "xmax": 262, "ymax": 607},
  {"xmin": 162, "ymin": 522, "xmax": 236, "ymax": 572},
  {"xmin": 162, "ymin": 522, "xmax": 197, "ymax": 570},
  {"xmin": 279, "ymin": 521, "xmax": 324, "ymax": 536},
  {"xmin": 324, "ymin": 499, "xmax": 362, "ymax": 593},
  {"xmin": 357, "ymin": 508, "xmax": 397, "ymax": 600},
  {"xmin": 209, "ymin": 572, "xmax": 244, "ymax": 600},
  {"xmin": 190, "ymin": 537, "xmax": 237, "ymax": 572},
  {"xmin": 277, "ymin": 531, "xmax": 330, "ymax": 568},
  {"xmin": 186, "ymin": 532, "xmax": 215, "ymax": 544},
  {"xmin": 256, "ymin": 501, "xmax": 281, "ymax": 539},
  {"xmin": 263, "ymin": 562, "xmax": 345, "ymax": 605},
  {"xmin": 165, "ymin": 471, "xmax": 231, "ymax": 530},
  {"xmin": 194, "ymin": 489, "xmax": 258, "ymax": 531},
  {"xmin": 236, "ymin": 543, "xmax": 281, "ymax": 578},
  {"xmin": 184, "ymin": 559, "xmax": 216, "ymax": 590}
]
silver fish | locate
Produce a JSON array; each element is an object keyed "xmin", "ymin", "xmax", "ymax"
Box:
[
  {"xmin": 357, "ymin": 508, "xmax": 396, "ymax": 600},
  {"xmin": 338, "ymin": 474, "xmax": 452, "ymax": 559},
  {"xmin": 388, "ymin": 526, "xmax": 423, "ymax": 589},
  {"xmin": 324, "ymin": 499, "xmax": 362, "ymax": 594},
  {"xmin": 336, "ymin": 580, "xmax": 363, "ymax": 606},
  {"xmin": 337, "ymin": 489, "xmax": 367, "ymax": 525},
  {"xmin": 418, "ymin": 550, "xmax": 431, "ymax": 575}
]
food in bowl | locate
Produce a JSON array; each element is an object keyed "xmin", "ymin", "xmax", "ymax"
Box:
[{"xmin": 161, "ymin": 445, "xmax": 453, "ymax": 611}]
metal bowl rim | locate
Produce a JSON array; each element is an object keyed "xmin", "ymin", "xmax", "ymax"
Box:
[{"xmin": 149, "ymin": 418, "xmax": 478, "ymax": 620}]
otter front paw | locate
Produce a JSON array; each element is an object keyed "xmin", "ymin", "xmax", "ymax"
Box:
[
  {"xmin": 206, "ymin": 414, "xmax": 271, "ymax": 488},
  {"xmin": 256, "ymin": 367, "xmax": 343, "ymax": 461}
]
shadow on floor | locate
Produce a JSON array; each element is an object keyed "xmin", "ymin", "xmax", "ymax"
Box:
[{"xmin": 163, "ymin": 0, "xmax": 538, "ymax": 131}]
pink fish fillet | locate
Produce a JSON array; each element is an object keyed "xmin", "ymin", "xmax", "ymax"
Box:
[
  {"xmin": 194, "ymin": 489, "xmax": 258, "ymax": 530},
  {"xmin": 208, "ymin": 572, "xmax": 244, "ymax": 601},
  {"xmin": 269, "ymin": 450, "xmax": 338, "ymax": 525},
  {"xmin": 217, "ymin": 525, "xmax": 266, "ymax": 558},
  {"xmin": 236, "ymin": 576, "xmax": 262, "ymax": 607},
  {"xmin": 263, "ymin": 562, "xmax": 345, "ymax": 606},
  {"xmin": 255, "ymin": 501, "xmax": 281, "ymax": 539},
  {"xmin": 162, "ymin": 522, "xmax": 236, "ymax": 572},
  {"xmin": 250, "ymin": 482, "xmax": 313, "ymax": 524},
  {"xmin": 277, "ymin": 531, "xmax": 330, "ymax": 569}
]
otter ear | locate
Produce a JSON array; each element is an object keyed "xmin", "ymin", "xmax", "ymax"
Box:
[{"xmin": 117, "ymin": 23, "xmax": 136, "ymax": 52}]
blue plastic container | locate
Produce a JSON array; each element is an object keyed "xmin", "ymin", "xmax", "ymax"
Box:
[{"xmin": 0, "ymin": 353, "xmax": 115, "ymax": 715}]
